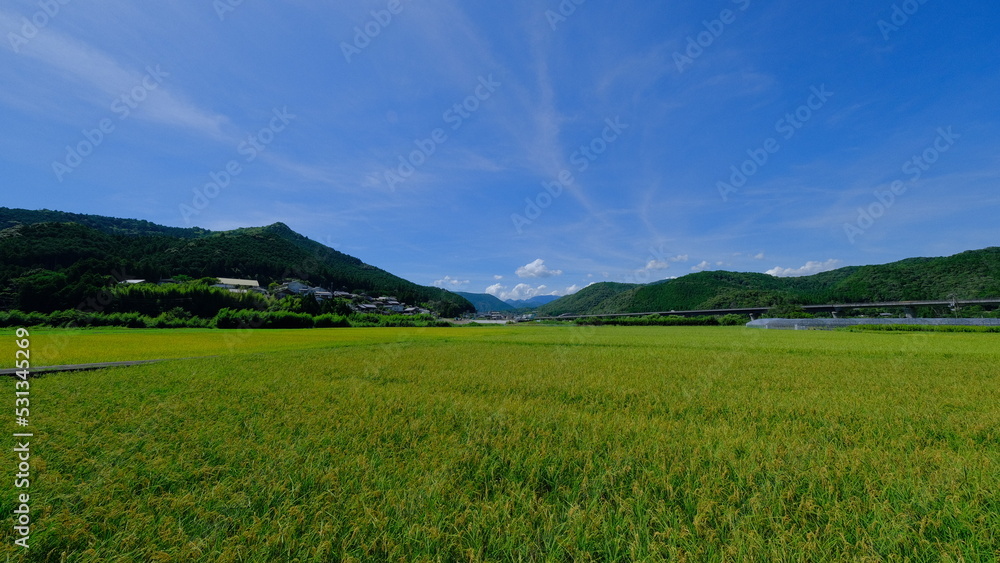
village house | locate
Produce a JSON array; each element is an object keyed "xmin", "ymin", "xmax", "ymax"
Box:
[
  {"xmin": 280, "ymin": 281, "xmax": 311, "ymax": 295},
  {"xmin": 212, "ymin": 278, "xmax": 261, "ymax": 294},
  {"xmin": 307, "ymin": 288, "xmax": 334, "ymax": 301}
]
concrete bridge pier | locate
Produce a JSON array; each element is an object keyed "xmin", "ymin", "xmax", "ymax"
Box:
[
  {"xmin": 749, "ymin": 313, "xmax": 759, "ymax": 321},
  {"xmin": 904, "ymin": 306, "xmax": 916, "ymax": 319}
]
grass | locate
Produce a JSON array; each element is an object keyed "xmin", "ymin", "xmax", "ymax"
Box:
[
  {"xmin": 21, "ymin": 326, "xmax": 442, "ymax": 366},
  {"xmin": 846, "ymin": 324, "xmax": 1000, "ymax": 333},
  {"xmin": 2, "ymin": 326, "xmax": 999, "ymax": 561}
]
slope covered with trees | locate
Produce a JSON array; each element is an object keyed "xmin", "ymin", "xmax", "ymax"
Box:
[
  {"xmin": 0, "ymin": 207, "xmax": 212, "ymax": 238},
  {"xmin": 453, "ymin": 292, "xmax": 514, "ymax": 313},
  {"xmin": 0, "ymin": 211, "xmax": 473, "ymax": 317},
  {"xmin": 535, "ymin": 282, "xmax": 640, "ymax": 316},
  {"xmin": 537, "ymin": 248, "xmax": 1000, "ymax": 316}
]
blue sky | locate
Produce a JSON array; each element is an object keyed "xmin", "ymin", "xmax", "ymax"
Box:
[{"xmin": 3, "ymin": 0, "xmax": 999, "ymax": 300}]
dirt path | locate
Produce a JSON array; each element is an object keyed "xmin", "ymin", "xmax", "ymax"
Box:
[{"xmin": 0, "ymin": 358, "xmax": 203, "ymax": 376}]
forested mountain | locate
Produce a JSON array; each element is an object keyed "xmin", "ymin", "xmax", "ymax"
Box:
[
  {"xmin": 0, "ymin": 210, "xmax": 473, "ymax": 317},
  {"xmin": 453, "ymin": 292, "xmax": 514, "ymax": 313},
  {"xmin": 0, "ymin": 207, "xmax": 212, "ymax": 238},
  {"xmin": 504, "ymin": 296, "xmax": 561, "ymax": 308},
  {"xmin": 534, "ymin": 282, "xmax": 640, "ymax": 316},
  {"xmin": 4, "ymin": 207, "xmax": 995, "ymax": 320},
  {"xmin": 536, "ymin": 248, "xmax": 1000, "ymax": 316}
]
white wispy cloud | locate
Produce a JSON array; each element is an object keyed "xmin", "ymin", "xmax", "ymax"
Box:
[
  {"xmin": 0, "ymin": 12, "xmax": 228, "ymax": 139},
  {"xmin": 433, "ymin": 275, "xmax": 470, "ymax": 289}
]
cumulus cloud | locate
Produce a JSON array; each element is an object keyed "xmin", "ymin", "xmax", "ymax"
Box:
[
  {"xmin": 691, "ymin": 261, "xmax": 711, "ymax": 272},
  {"xmin": 516, "ymin": 259, "xmax": 562, "ymax": 278},
  {"xmin": 433, "ymin": 276, "xmax": 469, "ymax": 289},
  {"xmin": 563, "ymin": 283, "xmax": 592, "ymax": 295},
  {"xmin": 670, "ymin": 254, "xmax": 689, "ymax": 263},
  {"xmin": 485, "ymin": 283, "xmax": 556, "ymax": 301},
  {"xmin": 754, "ymin": 252, "xmax": 766, "ymax": 260},
  {"xmin": 766, "ymin": 259, "xmax": 842, "ymax": 278},
  {"xmin": 644, "ymin": 260, "xmax": 670, "ymax": 271},
  {"xmin": 484, "ymin": 282, "xmax": 586, "ymax": 301},
  {"xmin": 493, "ymin": 275, "xmax": 503, "ymax": 280}
]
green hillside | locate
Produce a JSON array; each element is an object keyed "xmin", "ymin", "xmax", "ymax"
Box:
[
  {"xmin": 0, "ymin": 206, "xmax": 212, "ymax": 238},
  {"xmin": 535, "ymin": 282, "xmax": 640, "ymax": 316},
  {"xmin": 538, "ymin": 248, "xmax": 1000, "ymax": 315},
  {"xmin": 0, "ymin": 210, "xmax": 474, "ymax": 317},
  {"xmin": 453, "ymin": 292, "xmax": 514, "ymax": 313}
]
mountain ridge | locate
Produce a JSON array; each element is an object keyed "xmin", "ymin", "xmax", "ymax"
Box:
[
  {"xmin": 4, "ymin": 207, "xmax": 997, "ymax": 320},
  {"xmin": 453, "ymin": 292, "xmax": 514, "ymax": 313},
  {"xmin": 504, "ymin": 295, "xmax": 561, "ymax": 308},
  {"xmin": 0, "ymin": 208, "xmax": 474, "ymax": 316},
  {"xmin": 0, "ymin": 207, "xmax": 213, "ymax": 238},
  {"xmin": 537, "ymin": 248, "xmax": 1000, "ymax": 316}
]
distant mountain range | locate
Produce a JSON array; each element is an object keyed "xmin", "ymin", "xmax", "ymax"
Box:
[
  {"xmin": 0, "ymin": 207, "xmax": 474, "ymax": 316},
  {"xmin": 453, "ymin": 292, "xmax": 514, "ymax": 313},
  {"xmin": 536, "ymin": 248, "xmax": 1000, "ymax": 316},
  {"xmin": 505, "ymin": 295, "xmax": 561, "ymax": 308},
  {"xmin": 452, "ymin": 293, "xmax": 562, "ymax": 313},
  {"xmin": 4, "ymin": 207, "xmax": 996, "ymax": 320}
]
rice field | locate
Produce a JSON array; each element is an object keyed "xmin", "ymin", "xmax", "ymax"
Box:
[{"xmin": 2, "ymin": 326, "xmax": 999, "ymax": 561}]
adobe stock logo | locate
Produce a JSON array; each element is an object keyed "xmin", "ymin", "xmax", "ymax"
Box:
[
  {"xmin": 511, "ymin": 117, "xmax": 628, "ymax": 234},
  {"xmin": 878, "ymin": 0, "xmax": 931, "ymax": 41},
  {"xmin": 213, "ymin": 0, "xmax": 250, "ymax": 21},
  {"xmin": 544, "ymin": 0, "xmax": 586, "ymax": 31},
  {"xmin": 673, "ymin": 0, "xmax": 752, "ymax": 73},
  {"xmin": 717, "ymin": 85, "xmax": 833, "ymax": 202},
  {"xmin": 383, "ymin": 74, "xmax": 501, "ymax": 191},
  {"xmin": 51, "ymin": 65, "xmax": 169, "ymax": 182},
  {"xmin": 179, "ymin": 107, "xmax": 296, "ymax": 223},
  {"xmin": 7, "ymin": 0, "xmax": 73, "ymax": 54},
  {"xmin": 843, "ymin": 127, "xmax": 958, "ymax": 244},
  {"xmin": 340, "ymin": 0, "xmax": 407, "ymax": 64}
]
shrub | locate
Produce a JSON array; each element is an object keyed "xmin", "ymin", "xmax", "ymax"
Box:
[
  {"xmin": 314, "ymin": 314, "xmax": 351, "ymax": 328},
  {"xmin": 214, "ymin": 308, "xmax": 314, "ymax": 329},
  {"xmin": 213, "ymin": 308, "xmax": 256, "ymax": 329},
  {"xmin": 349, "ymin": 313, "xmax": 383, "ymax": 327},
  {"xmin": 718, "ymin": 314, "xmax": 749, "ymax": 326},
  {"xmin": 0, "ymin": 310, "xmax": 50, "ymax": 327},
  {"xmin": 262, "ymin": 311, "xmax": 315, "ymax": 329}
]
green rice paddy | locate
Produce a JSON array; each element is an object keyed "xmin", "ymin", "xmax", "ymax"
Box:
[{"xmin": 2, "ymin": 326, "xmax": 998, "ymax": 561}]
